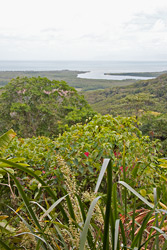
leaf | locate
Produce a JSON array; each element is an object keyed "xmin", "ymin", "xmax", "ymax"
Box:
[
  {"xmin": 0, "ymin": 158, "xmax": 69, "ymax": 225},
  {"xmin": 131, "ymin": 161, "xmax": 142, "ymax": 178},
  {"xmin": 14, "ymin": 232, "xmax": 49, "ymax": 245},
  {"xmin": 0, "ymin": 215, "xmax": 8, "ymax": 220},
  {"xmin": 118, "ymin": 181, "xmax": 154, "ymax": 209},
  {"xmin": 0, "ymin": 167, "xmax": 14, "ymax": 174},
  {"xmin": 0, "ymin": 221, "xmax": 15, "ymax": 233},
  {"xmin": 114, "ymin": 219, "xmax": 120, "ymax": 250},
  {"xmin": 9, "ymin": 157, "xmax": 26, "ymax": 162},
  {"xmin": 79, "ymin": 196, "xmax": 101, "ymax": 250},
  {"xmin": 34, "ymin": 170, "xmax": 42, "ymax": 176},
  {"xmin": 0, "ymin": 239, "xmax": 11, "ymax": 250},
  {"xmin": 40, "ymin": 194, "xmax": 69, "ymax": 221},
  {"xmin": 95, "ymin": 158, "xmax": 110, "ymax": 193},
  {"xmin": 140, "ymin": 189, "xmax": 146, "ymax": 197},
  {"xmin": 151, "ymin": 226, "xmax": 167, "ymax": 240},
  {"xmin": 0, "ymin": 129, "xmax": 16, "ymax": 149},
  {"xmin": 159, "ymin": 202, "xmax": 167, "ymax": 210}
]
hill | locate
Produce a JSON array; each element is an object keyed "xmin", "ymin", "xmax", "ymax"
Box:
[{"xmin": 83, "ymin": 73, "xmax": 167, "ymax": 116}]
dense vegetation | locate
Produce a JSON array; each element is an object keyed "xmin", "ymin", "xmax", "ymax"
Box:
[
  {"xmin": 0, "ymin": 70, "xmax": 135, "ymax": 91},
  {"xmin": 83, "ymin": 73, "xmax": 167, "ymax": 116},
  {"xmin": 83, "ymin": 73, "xmax": 167, "ymax": 154},
  {"xmin": 0, "ymin": 77, "xmax": 95, "ymax": 137},
  {"xmin": 1, "ymin": 115, "xmax": 167, "ymax": 249},
  {"xmin": 104, "ymin": 71, "xmax": 166, "ymax": 77},
  {"xmin": 1, "ymin": 74, "xmax": 167, "ymax": 249}
]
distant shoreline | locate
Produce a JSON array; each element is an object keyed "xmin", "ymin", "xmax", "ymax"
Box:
[
  {"xmin": 0, "ymin": 70, "xmax": 135, "ymax": 91},
  {"xmin": 104, "ymin": 71, "xmax": 167, "ymax": 78}
]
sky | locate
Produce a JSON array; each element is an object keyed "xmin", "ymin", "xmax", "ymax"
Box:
[{"xmin": 1, "ymin": 0, "xmax": 167, "ymax": 61}]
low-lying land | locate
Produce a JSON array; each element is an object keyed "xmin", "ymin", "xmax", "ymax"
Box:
[
  {"xmin": 104, "ymin": 71, "xmax": 167, "ymax": 77},
  {"xmin": 0, "ymin": 70, "xmax": 135, "ymax": 91}
]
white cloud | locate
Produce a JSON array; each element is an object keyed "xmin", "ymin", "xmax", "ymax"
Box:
[{"xmin": 1, "ymin": 0, "xmax": 167, "ymax": 60}]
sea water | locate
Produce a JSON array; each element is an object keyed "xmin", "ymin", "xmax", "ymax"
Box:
[{"xmin": 0, "ymin": 60, "xmax": 167, "ymax": 80}]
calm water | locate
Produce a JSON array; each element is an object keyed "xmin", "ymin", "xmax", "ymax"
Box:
[{"xmin": 0, "ymin": 60, "xmax": 167, "ymax": 80}]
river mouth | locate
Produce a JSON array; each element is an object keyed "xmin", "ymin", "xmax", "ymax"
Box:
[{"xmin": 77, "ymin": 71, "xmax": 158, "ymax": 80}]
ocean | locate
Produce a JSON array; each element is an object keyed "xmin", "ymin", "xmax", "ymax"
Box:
[{"xmin": 0, "ymin": 60, "xmax": 167, "ymax": 80}]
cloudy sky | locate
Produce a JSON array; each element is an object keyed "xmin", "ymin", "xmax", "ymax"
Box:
[{"xmin": 1, "ymin": 0, "xmax": 167, "ymax": 61}]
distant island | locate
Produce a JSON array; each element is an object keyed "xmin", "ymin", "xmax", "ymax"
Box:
[{"xmin": 104, "ymin": 71, "xmax": 167, "ymax": 77}]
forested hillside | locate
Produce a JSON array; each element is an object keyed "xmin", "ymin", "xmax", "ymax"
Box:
[{"xmin": 83, "ymin": 73, "xmax": 167, "ymax": 116}]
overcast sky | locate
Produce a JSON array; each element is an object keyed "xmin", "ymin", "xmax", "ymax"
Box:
[{"xmin": 1, "ymin": 0, "xmax": 167, "ymax": 61}]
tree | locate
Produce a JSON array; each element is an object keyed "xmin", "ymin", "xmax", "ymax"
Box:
[{"xmin": 0, "ymin": 77, "xmax": 95, "ymax": 137}]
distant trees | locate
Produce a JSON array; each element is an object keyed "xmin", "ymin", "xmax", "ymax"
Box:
[
  {"xmin": 0, "ymin": 77, "xmax": 95, "ymax": 137},
  {"xmin": 125, "ymin": 93, "xmax": 156, "ymax": 117},
  {"xmin": 140, "ymin": 112, "xmax": 167, "ymax": 155}
]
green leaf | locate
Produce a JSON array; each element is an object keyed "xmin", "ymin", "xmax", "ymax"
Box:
[
  {"xmin": 95, "ymin": 158, "xmax": 110, "ymax": 193},
  {"xmin": 118, "ymin": 181, "xmax": 154, "ymax": 209},
  {"xmin": 0, "ymin": 158, "xmax": 69, "ymax": 224},
  {"xmin": 114, "ymin": 219, "xmax": 120, "ymax": 250},
  {"xmin": 0, "ymin": 221, "xmax": 15, "ymax": 233},
  {"xmin": 131, "ymin": 210, "xmax": 153, "ymax": 248},
  {"xmin": 79, "ymin": 196, "xmax": 101, "ymax": 250},
  {"xmin": 14, "ymin": 232, "xmax": 50, "ymax": 246},
  {"xmin": 140, "ymin": 189, "xmax": 146, "ymax": 197},
  {"xmin": 34, "ymin": 170, "xmax": 42, "ymax": 176},
  {"xmin": 103, "ymin": 159, "xmax": 113, "ymax": 250},
  {"xmin": 0, "ymin": 129, "xmax": 16, "ymax": 149},
  {"xmin": 152, "ymin": 226, "xmax": 167, "ymax": 240},
  {"xmin": 131, "ymin": 161, "xmax": 142, "ymax": 178},
  {"xmin": 0, "ymin": 239, "xmax": 11, "ymax": 250},
  {"xmin": 40, "ymin": 194, "xmax": 69, "ymax": 221}
]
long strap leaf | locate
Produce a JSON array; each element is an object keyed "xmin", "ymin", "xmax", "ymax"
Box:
[
  {"xmin": 40, "ymin": 194, "xmax": 69, "ymax": 221},
  {"xmin": 79, "ymin": 196, "xmax": 101, "ymax": 250},
  {"xmin": 114, "ymin": 219, "xmax": 120, "ymax": 250},
  {"xmin": 103, "ymin": 159, "xmax": 112, "ymax": 250},
  {"xmin": 118, "ymin": 181, "xmax": 154, "ymax": 209},
  {"xmin": 131, "ymin": 210, "xmax": 153, "ymax": 248},
  {"xmin": 31, "ymin": 201, "xmax": 68, "ymax": 250},
  {"xmin": 151, "ymin": 226, "xmax": 167, "ymax": 240},
  {"xmin": 95, "ymin": 158, "xmax": 110, "ymax": 193}
]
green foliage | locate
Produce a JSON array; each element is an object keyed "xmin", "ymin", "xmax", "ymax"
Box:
[
  {"xmin": 140, "ymin": 112, "xmax": 167, "ymax": 155},
  {"xmin": 55, "ymin": 114, "xmax": 161, "ymax": 197},
  {"xmin": 83, "ymin": 73, "xmax": 167, "ymax": 116},
  {"xmin": 1, "ymin": 114, "xmax": 165, "ymax": 204},
  {"xmin": 2, "ymin": 136, "xmax": 64, "ymax": 200},
  {"xmin": 1, "ymin": 157, "xmax": 167, "ymax": 249},
  {"xmin": 0, "ymin": 76, "xmax": 95, "ymax": 137}
]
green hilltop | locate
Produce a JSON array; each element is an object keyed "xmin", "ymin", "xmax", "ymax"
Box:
[{"xmin": 83, "ymin": 73, "xmax": 167, "ymax": 116}]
